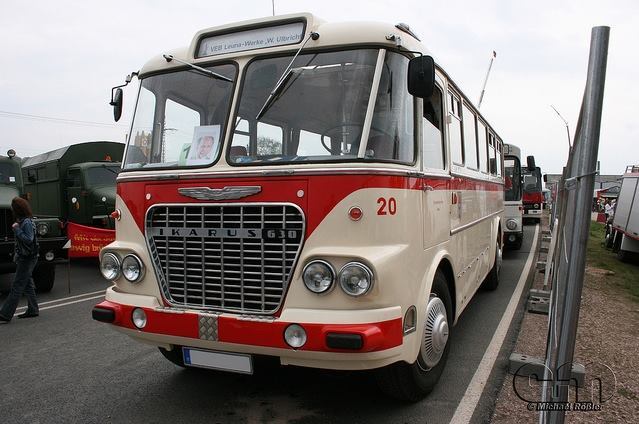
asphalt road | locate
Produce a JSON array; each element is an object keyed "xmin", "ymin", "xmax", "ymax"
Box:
[{"xmin": 0, "ymin": 225, "xmax": 538, "ymax": 424}]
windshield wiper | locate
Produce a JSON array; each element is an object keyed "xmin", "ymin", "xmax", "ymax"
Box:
[
  {"xmin": 101, "ymin": 164, "xmax": 120, "ymax": 174},
  {"xmin": 255, "ymin": 31, "xmax": 319, "ymax": 120},
  {"xmin": 163, "ymin": 54, "xmax": 233, "ymax": 83}
]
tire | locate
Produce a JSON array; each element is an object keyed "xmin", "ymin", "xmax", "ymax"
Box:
[
  {"xmin": 159, "ymin": 346, "xmax": 186, "ymax": 367},
  {"xmin": 512, "ymin": 236, "xmax": 523, "ymax": 251},
  {"xmin": 375, "ymin": 271, "xmax": 452, "ymax": 402},
  {"xmin": 33, "ymin": 263, "xmax": 56, "ymax": 293},
  {"xmin": 481, "ymin": 239, "xmax": 502, "ymax": 291}
]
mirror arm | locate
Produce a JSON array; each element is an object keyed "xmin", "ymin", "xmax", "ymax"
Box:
[{"xmin": 109, "ymin": 71, "xmax": 139, "ymax": 104}]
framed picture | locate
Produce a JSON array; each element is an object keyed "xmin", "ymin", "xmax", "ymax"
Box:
[{"xmin": 187, "ymin": 125, "xmax": 221, "ymax": 165}]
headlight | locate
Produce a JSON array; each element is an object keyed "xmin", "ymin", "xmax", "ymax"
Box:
[
  {"xmin": 100, "ymin": 252, "xmax": 121, "ymax": 281},
  {"xmin": 534, "ymin": 203, "xmax": 540, "ymax": 209},
  {"xmin": 37, "ymin": 223, "xmax": 49, "ymax": 236},
  {"xmin": 302, "ymin": 260, "xmax": 335, "ymax": 293},
  {"xmin": 122, "ymin": 254, "xmax": 144, "ymax": 283},
  {"xmin": 506, "ymin": 219, "xmax": 517, "ymax": 230},
  {"xmin": 339, "ymin": 262, "xmax": 374, "ymax": 296}
]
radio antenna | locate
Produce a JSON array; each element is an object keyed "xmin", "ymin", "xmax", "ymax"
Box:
[
  {"xmin": 477, "ymin": 50, "xmax": 496, "ymax": 109},
  {"xmin": 272, "ymin": 0, "xmax": 275, "ymax": 16}
]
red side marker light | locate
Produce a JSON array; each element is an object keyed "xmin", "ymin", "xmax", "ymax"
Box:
[
  {"xmin": 110, "ymin": 209, "xmax": 121, "ymax": 221},
  {"xmin": 348, "ymin": 206, "xmax": 363, "ymax": 221}
]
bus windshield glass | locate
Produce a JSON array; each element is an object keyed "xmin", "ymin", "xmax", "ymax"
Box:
[
  {"xmin": 504, "ymin": 157, "xmax": 521, "ymax": 201},
  {"xmin": 229, "ymin": 49, "xmax": 414, "ymax": 165},
  {"xmin": 85, "ymin": 166, "xmax": 120, "ymax": 187},
  {"xmin": 523, "ymin": 168, "xmax": 542, "ymax": 193},
  {"xmin": 123, "ymin": 63, "xmax": 236, "ymax": 170}
]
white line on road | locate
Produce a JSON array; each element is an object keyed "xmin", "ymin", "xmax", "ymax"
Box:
[
  {"xmin": 450, "ymin": 224, "xmax": 540, "ymax": 424},
  {"xmin": 15, "ymin": 290, "xmax": 105, "ymax": 313}
]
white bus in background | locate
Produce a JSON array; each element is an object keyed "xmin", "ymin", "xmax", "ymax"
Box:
[
  {"xmin": 610, "ymin": 165, "xmax": 639, "ymax": 262},
  {"xmin": 503, "ymin": 144, "xmax": 523, "ymax": 249},
  {"xmin": 94, "ymin": 13, "xmax": 505, "ymax": 401}
]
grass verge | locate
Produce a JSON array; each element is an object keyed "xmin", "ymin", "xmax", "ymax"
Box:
[{"xmin": 587, "ymin": 221, "xmax": 639, "ymax": 302}]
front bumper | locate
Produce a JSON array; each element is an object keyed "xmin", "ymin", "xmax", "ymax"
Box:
[{"xmin": 93, "ymin": 287, "xmax": 405, "ymax": 370}]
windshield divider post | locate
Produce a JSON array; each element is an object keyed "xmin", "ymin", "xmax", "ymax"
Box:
[{"xmin": 358, "ymin": 49, "xmax": 387, "ymax": 158}]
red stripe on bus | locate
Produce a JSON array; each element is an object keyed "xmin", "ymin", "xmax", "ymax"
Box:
[{"xmin": 117, "ymin": 173, "xmax": 503, "ymax": 236}]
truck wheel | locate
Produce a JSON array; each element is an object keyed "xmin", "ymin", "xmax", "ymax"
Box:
[
  {"xmin": 513, "ymin": 236, "xmax": 523, "ymax": 250},
  {"xmin": 375, "ymin": 271, "xmax": 452, "ymax": 402},
  {"xmin": 159, "ymin": 346, "xmax": 186, "ymax": 367},
  {"xmin": 482, "ymin": 239, "xmax": 502, "ymax": 291},
  {"xmin": 33, "ymin": 263, "xmax": 56, "ymax": 293}
]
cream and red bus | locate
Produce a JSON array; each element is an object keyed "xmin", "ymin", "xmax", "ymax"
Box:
[
  {"xmin": 503, "ymin": 144, "xmax": 523, "ymax": 249},
  {"xmin": 93, "ymin": 13, "xmax": 505, "ymax": 401}
]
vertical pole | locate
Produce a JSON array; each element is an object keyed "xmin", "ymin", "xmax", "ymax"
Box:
[
  {"xmin": 540, "ymin": 26, "xmax": 609, "ymax": 424},
  {"xmin": 477, "ymin": 51, "xmax": 496, "ymax": 109}
]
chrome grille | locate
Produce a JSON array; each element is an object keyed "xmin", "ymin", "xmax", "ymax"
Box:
[{"xmin": 146, "ymin": 204, "xmax": 304, "ymax": 314}]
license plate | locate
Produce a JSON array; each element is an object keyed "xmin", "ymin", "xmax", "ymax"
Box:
[{"xmin": 182, "ymin": 348, "xmax": 253, "ymax": 374}]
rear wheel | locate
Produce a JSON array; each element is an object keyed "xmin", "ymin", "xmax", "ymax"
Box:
[
  {"xmin": 33, "ymin": 263, "xmax": 55, "ymax": 293},
  {"xmin": 375, "ymin": 271, "xmax": 452, "ymax": 401},
  {"xmin": 482, "ymin": 239, "xmax": 502, "ymax": 291}
]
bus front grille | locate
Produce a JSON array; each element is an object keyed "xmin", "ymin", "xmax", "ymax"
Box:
[{"xmin": 146, "ymin": 204, "xmax": 304, "ymax": 314}]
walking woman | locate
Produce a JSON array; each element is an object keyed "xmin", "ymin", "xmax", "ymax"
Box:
[{"xmin": 0, "ymin": 197, "xmax": 39, "ymax": 323}]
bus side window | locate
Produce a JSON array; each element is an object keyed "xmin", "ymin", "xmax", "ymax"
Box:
[
  {"xmin": 423, "ymin": 86, "xmax": 445, "ymax": 170},
  {"xmin": 496, "ymin": 139, "xmax": 503, "ymax": 176},
  {"xmin": 477, "ymin": 120, "xmax": 488, "ymax": 173},
  {"xmin": 462, "ymin": 103, "xmax": 478, "ymax": 169},
  {"xmin": 488, "ymin": 133, "xmax": 497, "ymax": 174},
  {"xmin": 447, "ymin": 90, "xmax": 463, "ymax": 165}
]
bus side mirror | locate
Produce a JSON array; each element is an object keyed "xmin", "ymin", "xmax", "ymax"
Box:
[
  {"xmin": 110, "ymin": 88, "xmax": 123, "ymax": 122},
  {"xmin": 526, "ymin": 155, "xmax": 536, "ymax": 172},
  {"xmin": 543, "ymin": 174, "xmax": 548, "ymax": 183},
  {"xmin": 407, "ymin": 56, "xmax": 435, "ymax": 98}
]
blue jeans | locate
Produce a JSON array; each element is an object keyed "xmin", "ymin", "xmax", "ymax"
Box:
[{"xmin": 0, "ymin": 256, "xmax": 39, "ymax": 320}]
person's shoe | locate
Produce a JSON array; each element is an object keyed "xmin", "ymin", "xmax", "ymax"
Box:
[
  {"xmin": 0, "ymin": 314, "xmax": 10, "ymax": 323},
  {"xmin": 17, "ymin": 312, "xmax": 39, "ymax": 319}
]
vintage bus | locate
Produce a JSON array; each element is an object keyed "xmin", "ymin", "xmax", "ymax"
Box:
[
  {"xmin": 503, "ymin": 144, "xmax": 523, "ymax": 249},
  {"xmin": 93, "ymin": 13, "xmax": 505, "ymax": 401},
  {"xmin": 522, "ymin": 165, "xmax": 543, "ymax": 222}
]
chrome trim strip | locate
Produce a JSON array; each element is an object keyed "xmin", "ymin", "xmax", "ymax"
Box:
[
  {"xmin": 450, "ymin": 209, "xmax": 503, "ymax": 236},
  {"xmin": 117, "ymin": 167, "xmax": 451, "ymax": 182},
  {"xmin": 144, "ymin": 202, "xmax": 306, "ymax": 315}
]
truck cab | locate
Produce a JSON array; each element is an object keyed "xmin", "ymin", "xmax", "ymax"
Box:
[{"xmin": 65, "ymin": 162, "xmax": 120, "ymax": 229}]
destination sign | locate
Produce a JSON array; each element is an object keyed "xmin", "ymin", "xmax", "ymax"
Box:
[
  {"xmin": 150, "ymin": 227, "xmax": 300, "ymax": 241},
  {"xmin": 197, "ymin": 22, "xmax": 304, "ymax": 58}
]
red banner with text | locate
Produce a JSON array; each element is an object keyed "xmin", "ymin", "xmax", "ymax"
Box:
[{"xmin": 67, "ymin": 222, "xmax": 115, "ymax": 258}]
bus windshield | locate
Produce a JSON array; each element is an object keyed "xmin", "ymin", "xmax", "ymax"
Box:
[
  {"xmin": 123, "ymin": 64, "xmax": 237, "ymax": 170},
  {"xmin": 229, "ymin": 49, "xmax": 414, "ymax": 165},
  {"xmin": 504, "ymin": 157, "xmax": 521, "ymax": 201},
  {"xmin": 523, "ymin": 168, "xmax": 542, "ymax": 193}
]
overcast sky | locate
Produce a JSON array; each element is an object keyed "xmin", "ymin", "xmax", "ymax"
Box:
[{"xmin": 0, "ymin": 0, "xmax": 635, "ymax": 174}]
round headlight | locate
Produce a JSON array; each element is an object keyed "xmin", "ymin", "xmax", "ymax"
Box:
[
  {"xmin": 302, "ymin": 260, "xmax": 335, "ymax": 293},
  {"xmin": 284, "ymin": 324, "xmax": 307, "ymax": 348},
  {"xmin": 100, "ymin": 252, "xmax": 121, "ymax": 281},
  {"xmin": 339, "ymin": 262, "xmax": 374, "ymax": 296},
  {"xmin": 37, "ymin": 223, "xmax": 49, "ymax": 236},
  {"xmin": 534, "ymin": 203, "xmax": 540, "ymax": 209},
  {"xmin": 132, "ymin": 308, "xmax": 147, "ymax": 329},
  {"xmin": 506, "ymin": 219, "xmax": 517, "ymax": 230},
  {"xmin": 122, "ymin": 254, "xmax": 144, "ymax": 282}
]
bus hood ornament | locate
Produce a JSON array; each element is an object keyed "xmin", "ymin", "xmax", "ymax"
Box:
[{"xmin": 178, "ymin": 186, "xmax": 262, "ymax": 200}]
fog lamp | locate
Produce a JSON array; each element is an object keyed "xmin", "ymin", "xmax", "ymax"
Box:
[
  {"xmin": 284, "ymin": 324, "xmax": 307, "ymax": 348},
  {"xmin": 132, "ymin": 308, "xmax": 147, "ymax": 329}
]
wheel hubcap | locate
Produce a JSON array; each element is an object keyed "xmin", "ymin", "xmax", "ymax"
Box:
[{"xmin": 420, "ymin": 296, "xmax": 449, "ymax": 369}]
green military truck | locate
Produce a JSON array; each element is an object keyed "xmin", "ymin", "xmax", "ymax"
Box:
[
  {"xmin": 22, "ymin": 141, "xmax": 124, "ymax": 232},
  {"xmin": 0, "ymin": 150, "xmax": 65, "ymax": 292}
]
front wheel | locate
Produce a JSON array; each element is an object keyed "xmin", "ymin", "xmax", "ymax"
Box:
[
  {"xmin": 375, "ymin": 271, "xmax": 452, "ymax": 401},
  {"xmin": 33, "ymin": 262, "xmax": 56, "ymax": 293}
]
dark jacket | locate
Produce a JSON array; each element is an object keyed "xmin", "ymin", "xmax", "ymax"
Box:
[{"xmin": 13, "ymin": 217, "xmax": 38, "ymax": 259}]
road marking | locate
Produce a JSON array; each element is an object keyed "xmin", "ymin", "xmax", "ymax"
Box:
[
  {"xmin": 450, "ymin": 224, "xmax": 540, "ymax": 424},
  {"xmin": 15, "ymin": 290, "xmax": 105, "ymax": 313}
]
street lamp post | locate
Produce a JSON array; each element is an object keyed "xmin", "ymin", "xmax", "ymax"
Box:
[{"xmin": 551, "ymin": 104, "xmax": 572, "ymax": 148}]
